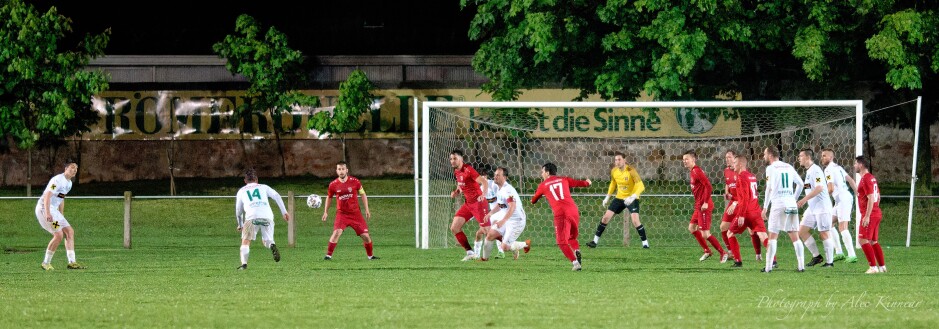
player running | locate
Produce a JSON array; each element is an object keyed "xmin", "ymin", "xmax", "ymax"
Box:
[
  {"xmin": 321, "ymin": 161, "xmax": 377, "ymax": 260},
  {"xmin": 588, "ymin": 151, "xmax": 649, "ymax": 248},
  {"xmin": 448, "ymin": 150, "xmax": 490, "ymax": 261},
  {"xmin": 682, "ymin": 150, "xmax": 728, "ymax": 262},
  {"xmin": 531, "ymin": 163, "xmax": 591, "ymax": 271},
  {"xmin": 235, "ymin": 169, "xmax": 290, "ymax": 270},
  {"xmin": 480, "ymin": 167, "xmax": 531, "ymax": 261}
]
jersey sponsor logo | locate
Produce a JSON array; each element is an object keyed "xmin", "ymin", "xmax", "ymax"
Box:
[
  {"xmin": 826, "ymin": 175, "xmax": 832, "ymax": 181},
  {"xmin": 50, "ymin": 184, "xmax": 56, "ymax": 190},
  {"xmin": 815, "ymin": 177, "xmax": 822, "ymax": 183},
  {"xmin": 52, "ymin": 221, "xmax": 60, "ymax": 229}
]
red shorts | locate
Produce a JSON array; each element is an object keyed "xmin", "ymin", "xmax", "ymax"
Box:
[
  {"xmin": 455, "ymin": 200, "xmax": 490, "ymax": 227},
  {"xmin": 858, "ymin": 216, "xmax": 882, "ymax": 241},
  {"xmin": 729, "ymin": 211, "xmax": 766, "ymax": 234},
  {"xmin": 721, "ymin": 210, "xmax": 735, "ymax": 223},
  {"xmin": 552, "ymin": 214, "xmax": 580, "ymax": 245},
  {"xmin": 335, "ymin": 211, "xmax": 369, "ymax": 236},
  {"xmin": 691, "ymin": 207, "xmax": 714, "ymax": 230}
]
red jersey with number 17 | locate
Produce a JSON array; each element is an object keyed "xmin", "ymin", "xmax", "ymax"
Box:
[
  {"xmin": 531, "ymin": 176, "xmax": 591, "ymax": 218},
  {"xmin": 723, "ymin": 167, "xmax": 737, "ymax": 201},
  {"xmin": 732, "ymin": 170, "xmax": 760, "ymax": 217},
  {"xmin": 454, "ymin": 164, "xmax": 482, "ymax": 203},
  {"xmin": 690, "ymin": 165, "xmax": 714, "ymax": 208}
]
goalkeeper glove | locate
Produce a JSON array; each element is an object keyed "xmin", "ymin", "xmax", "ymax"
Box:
[
  {"xmin": 602, "ymin": 195, "xmax": 610, "ymax": 207},
  {"xmin": 624, "ymin": 195, "xmax": 637, "ymax": 206}
]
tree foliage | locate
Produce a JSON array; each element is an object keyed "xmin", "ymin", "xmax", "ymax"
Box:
[
  {"xmin": 308, "ymin": 69, "xmax": 375, "ymax": 161},
  {"xmin": 213, "ymin": 14, "xmax": 319, "ymax": 129},
  {"xmin": 0, "ymin": 0, "xmax": 110, "ymax": 149}
]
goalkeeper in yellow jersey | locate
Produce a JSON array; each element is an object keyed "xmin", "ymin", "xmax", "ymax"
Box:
[{"xmin": 587, "ymin": 151, "xmax": 650, "ymax": 248}]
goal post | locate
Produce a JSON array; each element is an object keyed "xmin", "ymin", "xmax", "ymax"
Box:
[{"xmin": 416, "ymin": 99, "xmax": 932, "ymax": 250}]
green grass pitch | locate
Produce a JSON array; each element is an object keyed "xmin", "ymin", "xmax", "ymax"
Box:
[{"xmin": 1, "ymin": 178, "xmax": 937, "ymax": 328}]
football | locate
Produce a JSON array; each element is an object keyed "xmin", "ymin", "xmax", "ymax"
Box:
[{"xmin": 306, "ymin": 194, "xmax": 322, "ymax": 208}]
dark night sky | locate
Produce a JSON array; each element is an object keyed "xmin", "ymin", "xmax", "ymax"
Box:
[{"xmin": 29, "ymin": 0, "xmax": 479, "ymax": 55}]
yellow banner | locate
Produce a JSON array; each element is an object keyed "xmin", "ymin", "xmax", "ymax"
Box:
[{"xmin": 86, "ymin": 89, "xmax": 740, "ymax": 139}]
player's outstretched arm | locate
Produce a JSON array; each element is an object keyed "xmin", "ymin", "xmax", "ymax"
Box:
[
  {"xmin": 846, "ymin": 174, "xmax": 858, "ymax": 193},
  {"xmin": 531, "ymin": 186, "xmax": 543, "ymax": 204}
]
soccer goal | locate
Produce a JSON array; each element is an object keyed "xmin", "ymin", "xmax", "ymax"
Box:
[{"xmin": 416, "ymin": 100, "xmax": 923, "ymax": 249}]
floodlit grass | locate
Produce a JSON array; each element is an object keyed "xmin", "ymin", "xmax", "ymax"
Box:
[{"xmin": 1, "ymin": 178, "xmax": 937, "ymax": 328}]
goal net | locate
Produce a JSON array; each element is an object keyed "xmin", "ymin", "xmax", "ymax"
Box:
[{"xmin": 417, "ymin": 100, "xmax": 922, "ymax": 249}]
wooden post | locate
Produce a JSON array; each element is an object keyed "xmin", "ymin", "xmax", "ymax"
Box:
[
  {"xmin": 26, "ymin": 149, "xmax": 32, "ymax": 197},
  {"xmin": 287, "ymin": 190, "xmax": 295, "ymax": 247},
  {"xmin": 622, "ymin": 213, "xmax": 631, "ymax": 247},
  {"xmin": 124, "ymin": 191, "xmax": 132, "ymax": 249}
]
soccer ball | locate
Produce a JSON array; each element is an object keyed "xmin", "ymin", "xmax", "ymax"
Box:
[{"xmin": 306, "ymin": 194, "xmax": 322, "ymax": 208}]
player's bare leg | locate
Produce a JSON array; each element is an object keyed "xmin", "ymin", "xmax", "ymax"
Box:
[
  {"xmin": 450, "ymin": 216, "xmax": 476, "ymax": 260},
  {"xmin": 62, "ymin": 227, "xmax": 84, "ymax": 269},
  {"xmin": 41, "ymin": 231, "xmax": 64, "ymax": 270},
  {"xmin": 324, "ymin": 229, "xmax": 344, "ymax": 260},
  {"xmin": 359, "ymin": 232, "xmax": 377, "ymax": 260}
]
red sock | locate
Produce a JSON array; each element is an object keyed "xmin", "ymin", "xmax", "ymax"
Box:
[
  {"xmin": 751, "ymin": 233, "xmax": 762, "ymax": 254},
  {"xmin": 454, "ymin": 231, "xmax": 472, "ymax": 251},
  {"xmin": 720, "ymin": 230, "xmax": 730, "ymax": 252},
  {"xmin": 872, "ymin": 243, "xmax": 885, "ymax": 266},
  {"xmin": 327, "ymin": 242, "xmax": 337, "ymax": 256},
  {"xmin": 569, "ymin": 239, "xmax": 580, "ymax": 251},
  {"xmin": 692, "ymin": 231, "xmax": 710, "ymax": 253},
  {"xmin": 558, "ymin": 244, "xmax": 577, "ymax": 262},
  {"xmin": 861, "ymin": 242, "xmax": 877, "ymax": 266},
  {"xmin": 728, "ymin": 235, "xmax": 741, "ymax": 262},
  {"xmin": 363, "ymin": 242, "xmax": 374, "ymax": 257},
  {"xmin": 706, "ymin": 235, "xmax": 725, "ymax": 255}
]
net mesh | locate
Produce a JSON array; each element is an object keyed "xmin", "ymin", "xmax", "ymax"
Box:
[{"xmin": 423, "ymin": 103, "xmax": 913, "ymax": 248}]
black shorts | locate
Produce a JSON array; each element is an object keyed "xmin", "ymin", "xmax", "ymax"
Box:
[{"xmin": 608, "ymin": 198, "xmax": 640, "ymax": 215}]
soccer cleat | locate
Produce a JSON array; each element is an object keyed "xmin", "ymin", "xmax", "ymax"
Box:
[
  {"xmin": 586, "ymin": 241, "xmax": 598, "ymax": 248},
  {"xmin": 495, "ymin": 251, "xmax": 505, "ymax": 259},
  {"xmin": 846, "ymin": 256, "xmax": 858, "ymax": 263},
  {"xmin": 477, "ymin": 258, "xmax": 488, "ymax": 262},
  {"xmin": 797, "ymin": 269, "xmax": 805, "ymax": 272},
  {"xmin": 572, "ymin": 262, "xmax": 582, "ymax": 271},
  {"xmin": 732, "ymin": 261, "xmax": 743, "ymax": 268},
  {"xmin": 237, "ymin": 264, "xmax": 247, "ymax": 270},
  {"xmin": 323, "ymin": 255, "xmax": 332, "ymax": 260},
  {"xmin": 524, "ymin": 240, "xmax": 531, "ymax": 253},
  {"xmin": 760, "ymin": 268, "xmax": 772, "ymax": 273},
  {"xmin": 66, "ymin": 262, "xmax": 86, "ymax": 270},
  {"xmin": 755, "ymin": 254, "xmax": 763, "ymax": 261},
  {"xmin": 271, "ymin": 244, "xmax": 281, "ymax": 262},
  {"xmin": 40, "ymin": 263, "xmax": 54, "ymax": 271},
  {"xmin": 368, "ymin": 256, "xmax": 380, "ymax": 260},
  {"xmin": 642, "ymin": 241, "xmax": 650, "ymax": 249},
  {"xmin": 575, "ymin": 250, "xmax": 583, "ymax": 264},
  {"xmin": 461, "ymin": 252, "xmax": 477, "ymax": 262},
  {"xmin": 821, "ymin": 263, "xmax": 834, "ymax": 267},
  {"xmin": 865, "ymin": 267, "xmax": 880, "ymax": 274},
  {"xmin": 807, "ymin": 255, "xmax": 824, "ymax": 267},
  {"xmin": 833, "ymin": 253, "xmax": 846, "ymax": 261},
  {"xmin": 879, "ymin": 266, "xmax": 887, "ymax": 273},
  {"xmin": 699, "ymin": 253, "xmax": 712, "ymax": 261},
  {"xmin": 720, "ymin": 253, "xmax": 729, "ymax": 264},
  {"xmin": 773, "ymin": 261, "xmax": 779, "ymax": 269}
]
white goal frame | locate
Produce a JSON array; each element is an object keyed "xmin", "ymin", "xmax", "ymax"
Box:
[{"xmin": 416, "ymin": 100, "xmax": 876, "ymax": 250}]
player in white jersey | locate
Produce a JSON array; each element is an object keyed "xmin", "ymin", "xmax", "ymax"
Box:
[
  {"xmin": 36, "ymin": 161, "xmax": 85, "ymax": 270},
  {"xmin": 480, "ymin": 167, "xmax": 531, "ymax": 260},
  {"xmin": 474, "ymin": 173, "xmax": 504, "ymax": 259},
  {"xmin": 234, "ymin": 169, "xmax": 290, "ymax": 270},
  {"xmin": 761, "ymin": 147, "xmax": 806, "ymax": 273},
  {"xmin": 821, "ymin": 148, "xmax": 859, "ymax": 263},
  {"xmin": 796, "ymin": 149, "xmax": 836, "ymax": 267}
]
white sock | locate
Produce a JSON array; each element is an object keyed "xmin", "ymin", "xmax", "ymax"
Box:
[
  {"xmin": 841, "ymin": 230, "xmax": 857, "ymax": 257},
  {"xmin": 822, "ymin": 237, "xmax": 834, "ymax": 263},
  {"xmin": 240, "ymin": 245, "xmax": 250, "ymax": 265},
  {"xmin": 573, "ymin": 260, "xmax": 580, "ymax": 266},
  {"xmin": 481, "ymin": 240, "xmax": 493, "ymax": 259},
  {"xmin": 43, "ymin": 250, "xmax": 55, "ymax": 264},
  {"xmin": 765, "ymin": 239, "xmax": 777, "ymax": 272},
  {"xmin": 66, "ymin": 250, "xmax": 76, "ymax": 263},
  {"xmin": 509, "ymin": 241, "xmax": 527, "ymax": 251},
  {"xmin": 793, "ymin": 240, "xmax": 805, "ymax": 270},
  {"xmin": 473, "ymin": 240, "xmax": 482, "ymax": 255},
  {"xmin": 804, "ymin": 236, "xmax": 820, "ymax": 257},
  {"xmin": 593, "ymin": 235, "xmax": 600, "ymax": 244},
  {"xmin": 831, "ymin": 227, "xmax": 844, "ymax": 254},
  {"xmin": 879, "ymin": 265, "xmax": 887, "ymax": 272}
]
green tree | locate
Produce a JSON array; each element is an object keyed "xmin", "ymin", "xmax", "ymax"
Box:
[
  {"xmin": 0, "ymin": 0, "xmax": 110, "ymax": 150},
  {"xmin": 308, "ymin": 69, "xmax": 375, "ymax": 162},
  {"xmin": 463, "ymin": 0, "xmax": 938, "ymax": 188},
  {"xmin": 213, "ymin": 14, "xmax": 319, "ymax": 176}
]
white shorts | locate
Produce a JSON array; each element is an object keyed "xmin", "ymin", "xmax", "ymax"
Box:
[
  {"xmin": 242, "ymin": 218, "xmax": 274, "ymax": 242},
  {"xmin": 801, "ymin": 212, "xmax": 833, "ymax": 232},
  {"xmin": 493, "ymin": 219, "xmax": 526, "ymax": 246},
  {"xmin": 35, "ymin": 206, "xmax": 69, "ymax": 234},
  {"xmin": 767, "ymin": 206, "xmax": 799, "ymax": 234},
  {"xmin": 833, "ymin": 199, "xmax": 853, "ymax": 222}
]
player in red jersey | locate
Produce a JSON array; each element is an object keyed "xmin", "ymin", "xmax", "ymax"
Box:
[
  {"xmin": 682, "ymin": 150, "xmax": 727, "ymax": 262},
  {"xmin": 531, "ymin": 163, "xmax": 591, "ymax": 271},
  {"xmin": 321, "ymin": 161, "xmax": 377, "ymax": 260},
  {"xmin": 718, "ymin": 150, "xmax": 763, "ymax": 262},
  {"xmin": 854, "ymin": 155, "xmax": 886, "ymax": 274},
  {"xmin": 448, "ymin": 150, "xmax": 490, "ymax": 261},
  {"xmin": 724, "ymin": 155, "xmax": 769, "ymax": 267}
]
